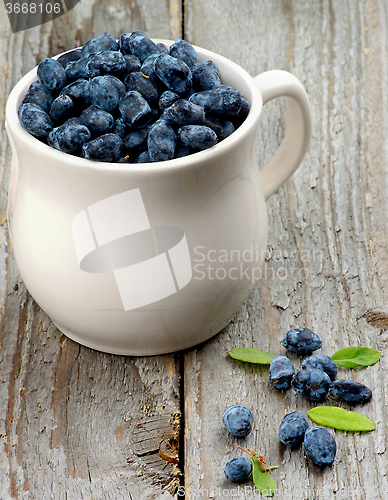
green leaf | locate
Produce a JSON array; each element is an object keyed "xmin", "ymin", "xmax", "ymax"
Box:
[
  {"xmin": 227, "ymin": 348, "xmax": 275, "ymax": 364},
  {"xmin": 308, "ymin": 406, "xmax": 376, "ymax": 432},
  {"xmin": 331, "ymin": 346, "xmax": 381, "ymax": 368},
  {"xmin": 251, "ymin": 457, "xmax": 277, "ymax": 497}
]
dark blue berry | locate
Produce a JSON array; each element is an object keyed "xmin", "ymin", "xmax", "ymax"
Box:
[
  {"xmin": 125, "ymin": 72, "xmax": 159, "ymax": 106},
  {"xmin": 291, "ymin": 368, "xmax": 331, "ymax": 402},
  {"xmin": 155, "ymin": 53, "xmax": 192, "ymax": 96},
  {"xmin": 123, "ymin": 54, "xmax": 142, "ymax": 75},
  {"xmin": 113, "ymin": 118, "xmax": 128, "ymax": 139},
  {"xmin": 127, "ymin": 33, "xmax": 159, "ymax": 63},
  {"xmin": 123, "ymin": 127, "xmax": 150, "ymax": 157},
  {"xmin": 119, "ymin": 90, "xmax": 152, "ymax": 129},
  {"xmin": 135, "ymin": 150, "xmax": 151, "ymax": 163},
  {"xmin": 49, "ymin": 95, "xmax": 74, "ymax": 123},
  {"xmin": 65, "ymin": 55, "xmax": 91, "ymax": 81},
  {"xmin": 279, "ymin": 412, "xmax": 309, "ymax": 447},
  {"xmin": 224, "ymin": 457, "xmax": 252, "ymax": 482},
  {"xmin": 236, "ymin": 97, "xmax": 251, "ymax": 121},
  {"xmin": 303, "ymin": 427, "xmax": 336, "ymax": 467},
  {"xmin": 269, "ymin": 355, "xmax": 295, "ymax": 390},
  {"xmin": 22, "ymin": 81, "xmax": 53, "ymax": 114},
  {"xmin": 169, "ymin": 38, "xmax": 197, "ymax": 67},
  {"xmin": 81, "ymin": 33, "xmax": 118, "ymax": 58},
  {"xmin": 155, "ymin": 42, "xmax": 168, "ymax": 54},
  {"xmin": 82, "ymin": 133, "xmax": 123, "ymax": 162},
  {"xmin": 219, "ymin": 120, "xmax": 235, "ymax": 140},
  {"xmin": 282, "ymin": 328, "xmax": 323, "ymax": 354},
  {"xmin": 174, "ymin": 143, "xmax": 194, "ymax": 158},
  {"xmin": 119, "ymin": 31, "xmax": 150, "ymax": 57},
  {"xmin": 18, "ymin": 103, "xmax": 53, "ymax": 138},
  {"xmin": 189, "ymin": 86, "xmax": 242, "ymax": 117},
  {"xmin": 89, "ymin": 76, "xmax": 119, "ymax": 112},
  {"xmin": 48, "ymin": 121, "xmax": 91, "ymax": 154},
  {"xmin": 104, "ymin": 75, "xmax": 126, "ymax": 97},
  {"xmin": 222, "ymin": 405, "xmax": 253, "ymax": 437},
  {"xmin": 87, "ymin": 50, "xmax": 127, "ymax": 78},
  {"xmin": 158, "ymin": 90, "xmax": 180, "ymax": 112},
  {"xmin": 147, "ymin": 120, "xmax": 177, "ymax": 161},
  {"xmin": 201, "ymin": 116, "xmax": 223, "ymax": 136},
  {"xmin": 80, "ymin": 106, "xmax": 114, "ymax": 135},
  {"xmin": 328, "ymin": 379, "xmax": 372, "ymax": 405},
  {"xmin": 60, "ymin": 78, "xmax": 90, "ymax": 112},
  {"xmin": 140, "ymin": 54, "xmax": 160, "ymax": 82},
  {"xmin": 178, "ymin": 125, "xmax": 217, "ymax": 150},
  {"xmin": 57, "ymin": 48, "xmax": 82, "ymax": 68},
  {"xmin": 161, "ymin": 99, "xmax": 204, "ymax": 126},
  {"xmin": 37, "ymin": 58, "xmax": 67, "ymax": 93},
  {"xmin": 191, "ymin": 60, "xmax": 221, "ymax": 91},
  {"xmin": 301, "ymin": 353, "xmax": 338, "ymax": 381},
  {"xmin": 19, "ymin": 31, "xmax": 251, "ymax": 164}
]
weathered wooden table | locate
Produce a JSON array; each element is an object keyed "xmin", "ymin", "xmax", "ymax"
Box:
[{"xmin": 1, "ymin": 1, "xmax": 388, "ymax": 499}]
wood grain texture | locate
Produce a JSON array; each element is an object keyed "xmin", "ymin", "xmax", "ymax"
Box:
[
  {"xmin": 0, "ymin": 1, "xmax": 182, "ymax": 499},
  {"xmin": 184, "ymin": 0, "xmax": 388, "ymax": 498},
  {"xmin": 2, "ymin": 0, "xmax": 388, "ymax": 499}
]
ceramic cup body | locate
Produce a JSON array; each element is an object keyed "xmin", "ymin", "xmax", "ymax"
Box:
[{"xmin": 5, "ymin": 41, "xmax": 311, "ymax": 355}]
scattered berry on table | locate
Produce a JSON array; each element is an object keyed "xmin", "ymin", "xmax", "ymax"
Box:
[
  {"xmin": 303, "ymin": 426, "xmax": 336, "ymax": 467},
  {"xmin": 291, "ymin": 368, "xmax": 331, "ymax": 402},
  {"xmin": 301, "ymin": 353, "xmax": 338, "ymax": 381},
  {"xmin": 279, "ymin": 412, "xmax": 309, "ymax": 447},
  {"xmin": 328, "ymin": 379, "xmax": 372, "ymax": 405},
  {"xmin": 224, "ymin": 456, "xmax": 252, "ymax": 482},
  {"xmin": 282, "ymin": 328, "xmax": 323, "ymax": 354},
  {"xmin": 222, "ymin": 405, "xmax": 253, "ymax": 437},
  {"xmin": 269, "ymin": 355, "xmax": 295, "ymax": 390}
]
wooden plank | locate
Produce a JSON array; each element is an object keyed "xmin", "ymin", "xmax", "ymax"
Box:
[
  {"xmin": 0, "ymin": 2, "xmax": 183, "ymax": 499},
  {"xmin": 184, "ymin": 1, "xmax": 388, "ymax": 498}
]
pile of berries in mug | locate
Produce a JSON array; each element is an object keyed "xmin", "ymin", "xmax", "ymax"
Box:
[{"xmin": 18, "ymin": 31, "xmax": 250, "ymax": 163}]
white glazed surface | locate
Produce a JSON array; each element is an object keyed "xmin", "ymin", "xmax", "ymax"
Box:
[{"xmin": 5, "ymin": 41, "xmax": 311, "ymax": 355}]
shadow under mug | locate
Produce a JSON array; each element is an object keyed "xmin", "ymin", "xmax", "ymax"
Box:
[{"xmin": 5, "ymin": 40, "xmax": 312, "ymax": 356}]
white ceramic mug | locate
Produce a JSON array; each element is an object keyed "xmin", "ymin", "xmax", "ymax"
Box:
[{"xmin": 5, "ymin": 40, "xmax": 312, "ymax": 355}]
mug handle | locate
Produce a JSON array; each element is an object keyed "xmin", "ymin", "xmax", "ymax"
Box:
[{"xmin": 254, "ymin": 70, "xmax": 312, "ymax": 201}]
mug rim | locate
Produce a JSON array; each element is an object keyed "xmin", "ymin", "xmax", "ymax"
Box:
[{"xmin": 5, "ymin": 39, "xmax": 263, "ymax": 174}]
